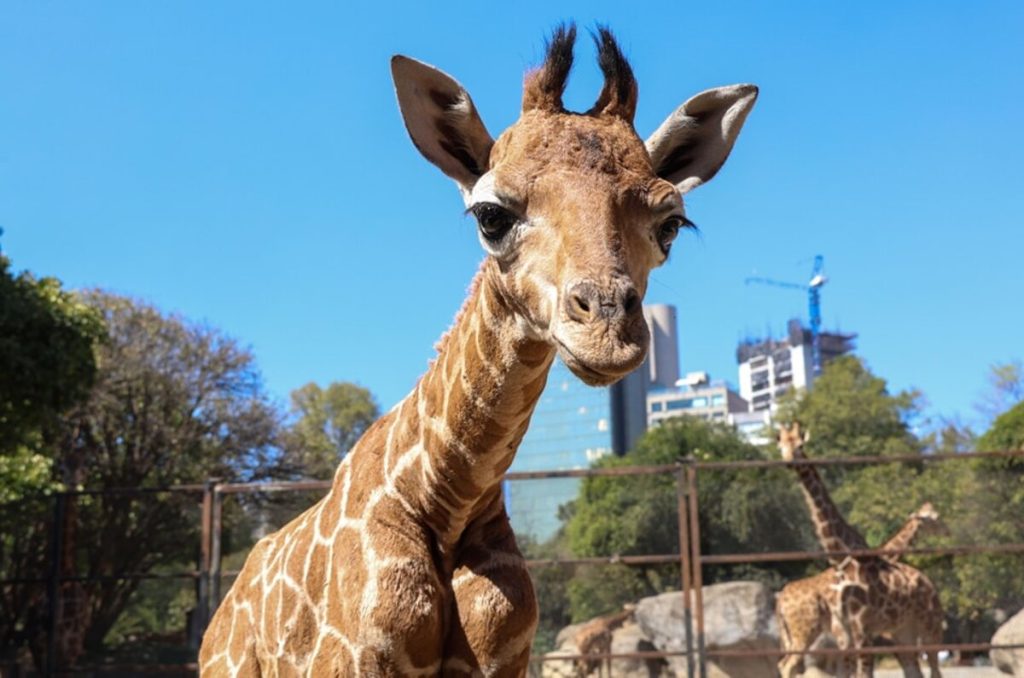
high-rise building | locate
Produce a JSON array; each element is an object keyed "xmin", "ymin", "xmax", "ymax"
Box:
[
  {"xmin": 506, "ymin": 353, "xmax": 649, "ymax": 541},
  {"xmin": 645, "ymin": 304, "xmax": 680, "ymax": 390},
  {"xmin": 647, "ymin": 371, "xmax": 749, "ymax": 427},
  {"xmin": 736, "ymin": 318, "xmax": 856, "ymax": 412}
]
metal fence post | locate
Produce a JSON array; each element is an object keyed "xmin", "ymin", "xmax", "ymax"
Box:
[
  {"xmin": 196, "ymin": 482, "xmax": 214, "ymax": 637},
  {"xmin": 686, "ymin": 464, "xmax": 706, "ymax": 678},
  {"xmin": 676, "ymin": 467, "xmax": 695, "ymax": 678},
  {"xmin": 45, "ymin": 493, "xmax": 66, "ymax": 676},
  {"xmin": 210, "ymin": 486, "xmax": 224, "ymax": 612}
]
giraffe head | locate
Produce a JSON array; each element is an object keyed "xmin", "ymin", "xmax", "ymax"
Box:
[
  {"xmin": 909, "ymin": 501, "xmax": 949, "ymax": 536},
  {"xmin": 777, "ymin": 422, "xmax": 808, "ymax": 461},
  {"xmin": 392, "ymin": 26, "xmax": 757, "ymax": 385}
]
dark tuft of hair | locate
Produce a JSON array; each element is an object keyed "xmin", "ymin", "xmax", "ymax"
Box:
[
  {"xmin": 594, "ymin": 27, "xmax": 635, "ymax": 107},
  {"xmin": 589, "ymin": 26, "xmax": 638, "ymax": 121},
  {"xmin": 542, "ymin": 23, "xmax": 577, "ymax": 99},
  {"xmin": 522, "ymin": 23, "xmax": 577, "ymax": 112}
]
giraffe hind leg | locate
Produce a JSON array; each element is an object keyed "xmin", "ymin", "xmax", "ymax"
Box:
[{"xmin": 895, "ymin": 652, "xmax": 924, "ymax": 678}]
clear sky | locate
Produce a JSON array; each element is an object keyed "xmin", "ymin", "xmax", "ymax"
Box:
[{"xmin": 2, "ymin": 1, "xmax": 1022, "ymax": 432}]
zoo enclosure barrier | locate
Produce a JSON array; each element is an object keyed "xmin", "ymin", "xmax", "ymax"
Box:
[{"xmin": 2, "ymin": 450, "xmax": 1024, "ymax": 676}]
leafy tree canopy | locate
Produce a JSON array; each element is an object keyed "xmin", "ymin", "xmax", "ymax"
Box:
[
  {"xmin": 561, "ymin": 416, "xmax": 811, "ymax": 622},
  {"xmin": 977, "ymin": 399, "xmax": 1024, "ymax": 453},
  {"xmin": 977, "ymin": 360, "xmax": 1024, "ymax": 424},
  {"xmin": 1, "ymin": 290, "xmax": 281, "ymax": 663},
  {"xmin": 279, "ymin": 381, "xmax": 379, "ymax": 479},
  {"xmin": 779, "ymin": 354, "xmax": 922, "ymax": 461},
  {"xmin": 0, "ymin": 254, "xmax": 105, "ymax": 500}
]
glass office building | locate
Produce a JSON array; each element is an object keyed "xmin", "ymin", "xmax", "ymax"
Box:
[{"xmin": 505, "ymin": 356, "xmax": 647, "ymax": 542}]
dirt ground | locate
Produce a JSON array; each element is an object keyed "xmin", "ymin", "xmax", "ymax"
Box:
[{"xmin": 874, "ymin": 667, "xmax": 1003, "ymax": 677}]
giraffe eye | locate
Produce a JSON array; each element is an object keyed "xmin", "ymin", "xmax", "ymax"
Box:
[
  {"xmin": 471, "ymin": 202, "xmax": 518, "ymax": 242},
  {"xmin": 657, "ymin": 216, "xmax": 694, "ymax": 255}
]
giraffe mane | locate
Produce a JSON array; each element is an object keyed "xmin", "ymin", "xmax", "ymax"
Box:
[{"xmin": 433, "ymin": 261, "xmax": 486, "ymax": 355}]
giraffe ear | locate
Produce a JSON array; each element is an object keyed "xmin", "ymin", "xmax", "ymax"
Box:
[
  {"xmin": 645, "ymin": 84, "xmax": 758, "ymax": 195},
  {"xmin": 392, "ymin": 55, "xmax": 495, "ymax": 195}
]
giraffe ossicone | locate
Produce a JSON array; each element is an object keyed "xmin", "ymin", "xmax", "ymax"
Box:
[{"xmin": 200, "ymin": 25, "xmax": 757, "ymax": 676}]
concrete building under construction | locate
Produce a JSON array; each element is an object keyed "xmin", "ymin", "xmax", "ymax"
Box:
[{"xmin": 737, "ymin": 319, "xmax": 856, "ymax": 412}]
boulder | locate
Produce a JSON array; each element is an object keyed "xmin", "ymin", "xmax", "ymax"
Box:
[
  {"xmin": 539, "ymin": 649, "xmax": 578, "ymax": 678},
  {"xmin": 993, "ymin": 607, "xmax": 1024, "ymax": 675},
  {"xmin": 610, "ymin": 621, "xmax": 669, "ymax": 677},
  {"xmin": 553, "ymin": 621, "xmax": 585, "ymax": 651},
  {"xmin": 635, "ymin": 581, "xmax": 779, "ymax": 678}
]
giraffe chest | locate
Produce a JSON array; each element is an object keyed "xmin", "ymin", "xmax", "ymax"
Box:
[{"xmin": 241, "ymin": 481, "xmax": 457, "ymax": 673}]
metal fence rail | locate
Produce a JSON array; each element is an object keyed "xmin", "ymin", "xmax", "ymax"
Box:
[{"xmin": 1, "ymin": 449, "xmax": 1022, "ymax": 675}]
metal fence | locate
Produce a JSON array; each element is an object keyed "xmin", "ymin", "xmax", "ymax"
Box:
[{"xmin": 2, "ymin": 450, "xmax": 1023, "ymax": 676}]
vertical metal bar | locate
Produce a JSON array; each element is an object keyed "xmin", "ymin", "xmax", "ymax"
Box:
[
  {"xmin": 687, "ymin": 465, "xmax": 706, "ymax": 678},
  {"xmin": 46, "ymin": 493, "xmax": 66, "ymax": 676},
  {"xmin": 676, "ymin": 468, "xmax": 695, "ymax": 678},
  {"xmin": 197, "ymin": 482, "xmax": 214, "ymax": 636},
  {"xmin": 210, "ymin": 486, "xmax": 224, "ymax": 612}
]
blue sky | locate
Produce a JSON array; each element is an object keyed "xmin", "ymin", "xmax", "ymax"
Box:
[{"xmin": 2, "ymin": 1, "xmax": 1022, "ymax": 431}]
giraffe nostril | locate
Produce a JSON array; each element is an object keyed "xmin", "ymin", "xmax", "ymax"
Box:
[
  {"xmin": 565, "ymin": 282, "xmax": 601, "ymax": 323},
  {"xmin": 622, "ymin": 288, "xmax": 640, "ymax": 315}
]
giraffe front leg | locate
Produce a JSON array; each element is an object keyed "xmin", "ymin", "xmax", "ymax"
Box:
[{"xmin": 443, "ymin": 511, "xmax": 538, "ymax": 677}]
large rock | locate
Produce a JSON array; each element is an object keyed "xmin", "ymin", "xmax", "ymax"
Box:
[
  {"xmin": 610, "ymin": 621, "xmax": 667, "ymax": 677},
  {"xmin": 539, "ymin": 648, "xmax": 578, "ymax": 678},
  {"xmin": 635, "ymin": 581, "xmax": 779, "ymax": 678},
  {"xmin": 993, "ymin": 607, "xmax": 1024, "ymax": 675}
]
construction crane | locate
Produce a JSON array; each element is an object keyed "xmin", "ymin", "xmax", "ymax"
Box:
[{"xmin": 745, "ymin": 255, "xmax": 828, "ymax": 377}]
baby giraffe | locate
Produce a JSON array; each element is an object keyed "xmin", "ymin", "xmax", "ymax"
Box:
[{"xmin": 199, "ymin": 26, "xmax": 756, "ymax": 677}]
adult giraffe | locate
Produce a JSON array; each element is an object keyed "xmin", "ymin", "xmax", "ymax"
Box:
[
  {"xmin": 199, "ymin": 26, "xmax": 757, "ymax": 676},
  {"xmin": 776, "ymin": 502, "xmax": 945, "ymax": 678},
  {"xmin": 777, "ymin": 423, "xmax": 944, "ymax": 678}
]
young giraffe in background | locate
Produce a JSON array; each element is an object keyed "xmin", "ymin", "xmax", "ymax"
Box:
[
  {"xmin": 777, "ymin": 424, "xmax": 945, "ymax": 678},
  {"xmin": 776, "ymin": 502, "xmax": 944, "ymax": 678},
  {"xmin": 199, "ymin": 26, "xmax": 757, "ymax": 676},
  {"xmin": 573, "ymin": 604, "xmax": 635, "ymax": 677}
]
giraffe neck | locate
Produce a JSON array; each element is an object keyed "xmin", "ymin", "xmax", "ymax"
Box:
[
  {"xmin": 789, "ymin": 448, "xmax": 868, "ymax": 563},
  {"xmin": 880, "ymin": 516, "xmax": 923, "ymax": 560},
  {"xmin": 605, "ymin": 608, "xmax": 633, "ymax": 631},
  {"xmin": 380, "ymin": 259, "xmax": 555, "ymax": 549}
]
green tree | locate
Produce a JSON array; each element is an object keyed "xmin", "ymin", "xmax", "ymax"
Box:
[
  {"xmin": 0, "ymin": 254, "xmax": 104, "ymax": 500},
  {"xmin": 562, "ymin": 416, "xmax": 810, "ymax": 622},
  {"xmin": 948, "ymin": 399, "xmax": 1024, "ymax": 638},
  {"xmin": 279, "ymin": 381, "xmax": 379, "ymax": 479},
  {"xmin": 774, "ymin": 356, "xmax": 926, "ymax": 546},
  {"xmin": 978, "ymin": 399, "xmax": 1024, "ymax": 453},
  {"xmin": 0, "ymin": 290, "xmax": 279, "ymax": 667},
  {"xmin": 779, "ymin": 355, "xmax": 922, "ymax": 462},
  {"xmin": 517, "ymin": 534, "xmax": 574, "ymax": 656},
  {"xmin": 977, "ymin": 360, "xmax": 1024, "ymax": 423}
]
